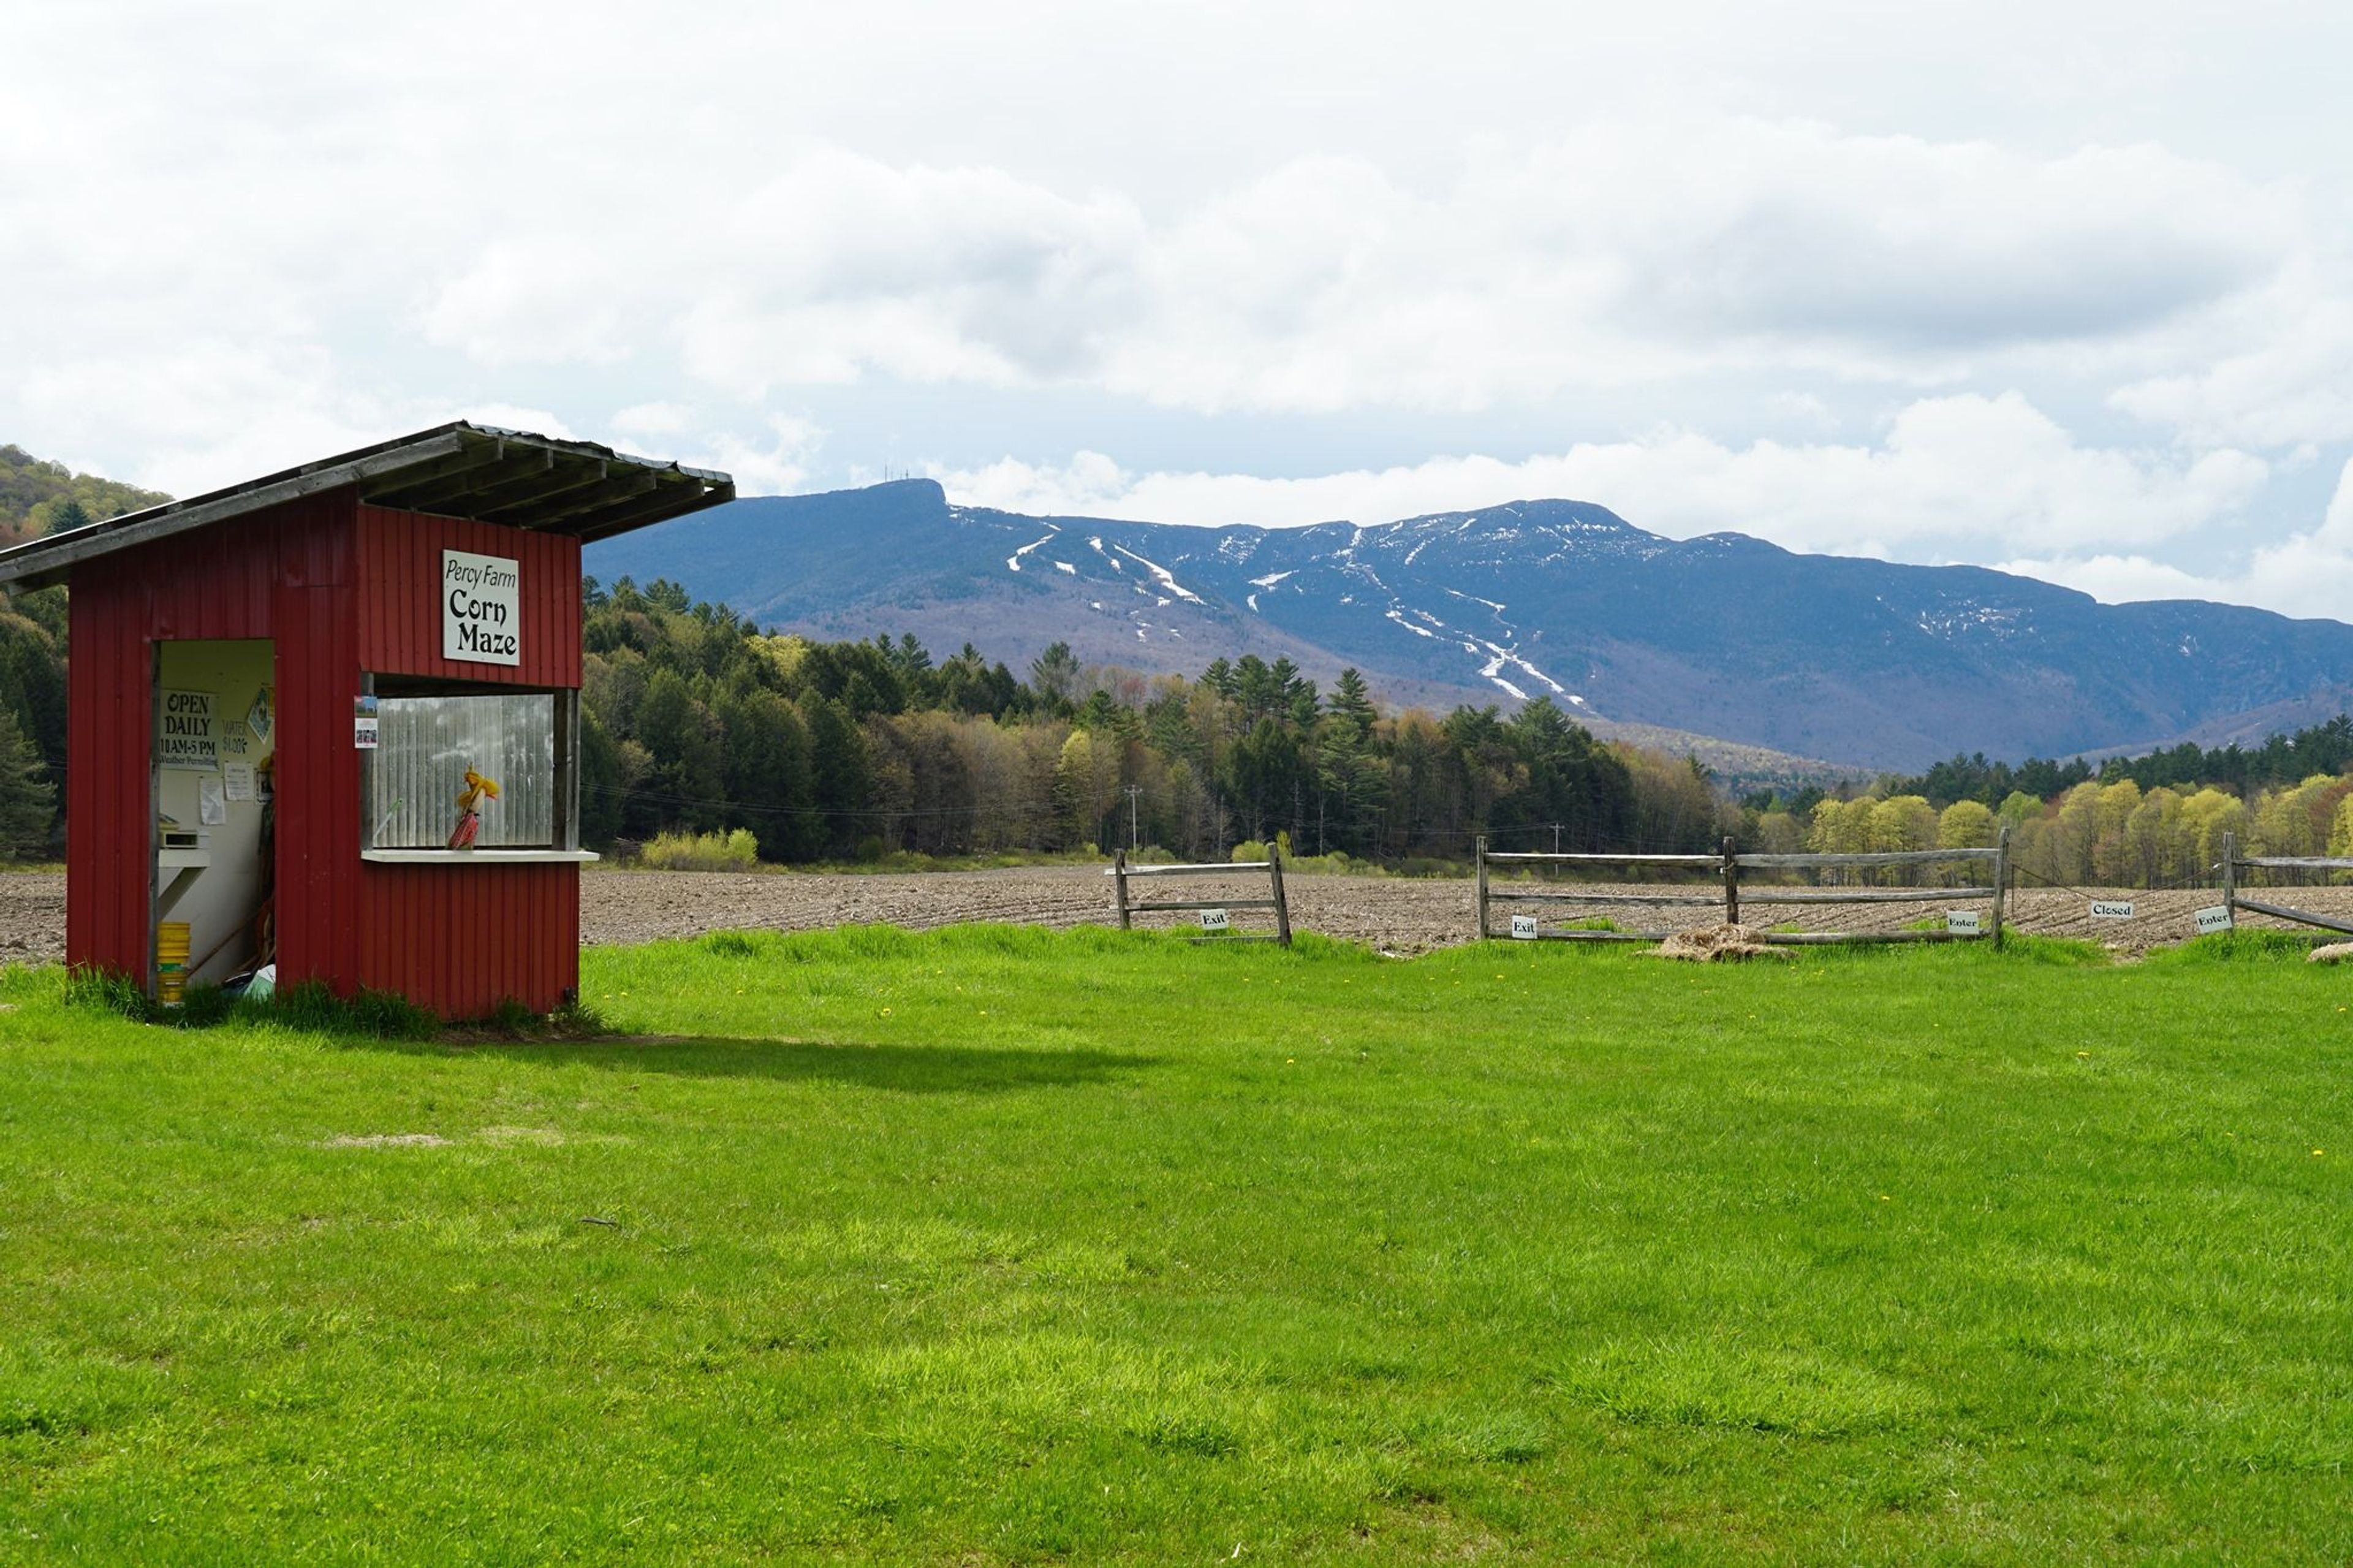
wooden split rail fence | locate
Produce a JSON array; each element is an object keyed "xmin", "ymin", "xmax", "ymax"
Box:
[
  {"xmin": 1109, "ymin": 847, "xmax": 1293, "ymax": 946},
  {"xmin": 1475, "ymin": 828, "xmax": 2012, "ymax": 947},
  {"xmin": 2220, "ymin": 831, "xmax": 2353, "ymax": 939}
]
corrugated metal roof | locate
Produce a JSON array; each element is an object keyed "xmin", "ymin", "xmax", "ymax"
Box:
[{"xmin": 0, "ymin": 422, "xmax": 734, "ymax": 591}]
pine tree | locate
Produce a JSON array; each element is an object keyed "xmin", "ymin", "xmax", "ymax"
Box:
[{"xmin": 0, "ymin": 706, "xmax": 55, "ymax": 858}]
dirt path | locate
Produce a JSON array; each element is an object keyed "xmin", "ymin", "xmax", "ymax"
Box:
[{"xmin": 6, "ymin": 866, "xmax": 2348, "ymax": 964}]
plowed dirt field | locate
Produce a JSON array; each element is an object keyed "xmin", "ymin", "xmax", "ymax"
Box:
[{"xmin": 8, "ymin": 866, "xmax": 2351, "ymax": 963}]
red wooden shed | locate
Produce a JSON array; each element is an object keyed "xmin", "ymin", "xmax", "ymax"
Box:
[{"xmin": 0, "ymin": 424, "xmax": 732, "ymax": 1017}]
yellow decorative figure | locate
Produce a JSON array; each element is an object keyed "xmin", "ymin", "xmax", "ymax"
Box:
[{"xmin": 447, "ymin": 767, "xmax": 500, "ymax": 849}]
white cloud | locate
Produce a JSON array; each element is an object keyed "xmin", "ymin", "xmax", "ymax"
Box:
[
  {"xmin": 2006, "ymin": 458, "xmax": 2353, "ymax": 618},
  {"xmin": 2112, "ymin": 291, "xmax": 2353, "ymax": 449},
  {"xmin": 609, "ymin": 402, "xmax": 695, "ymax": 439},
  {"xmin": 680, "ymin": 416, "xmax": 824, "ymax": 496},
  {"xmin": 395, "ymin": 124, "xmax": 2297, "ymax": 419},
  {"xmin": 940, "ymin": 393, "xmax": 2266, "ymax": 557}
]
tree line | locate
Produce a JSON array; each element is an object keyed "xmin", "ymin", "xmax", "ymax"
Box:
[
  {"xmin": 13, "ymin": 560, "xmax": 2353, "ymax": 887},
  {"xmin": 577, "ymin": 577, "xmax": 1725, "ymax": 865},
  {"xmin": 1732, "ymin": 714, "xmax": 2353, "ymax": 891}
]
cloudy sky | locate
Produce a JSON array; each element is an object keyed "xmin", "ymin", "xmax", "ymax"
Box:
[{"xmin": 9, "ymin": 1, "xmax": 2353, "ymax": 615}]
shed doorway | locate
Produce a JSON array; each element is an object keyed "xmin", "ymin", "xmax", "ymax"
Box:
[{"xmin": 152, "ymin": 639, "xmax": 276, "ymax": 996}]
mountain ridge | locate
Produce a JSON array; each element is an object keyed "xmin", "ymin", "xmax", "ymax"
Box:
[{"xmin": 585, "ymin": 478, "xmax": 2353, "ymax": 772}]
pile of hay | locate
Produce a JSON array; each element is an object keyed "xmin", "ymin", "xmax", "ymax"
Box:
[{"xmin": 1648, "ymin": 923, "xmax": 1790, "ymax": 962}]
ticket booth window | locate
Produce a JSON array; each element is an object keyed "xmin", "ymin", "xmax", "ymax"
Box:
[{"xmin": 362, "ymin": 685, "xmax": 578, "ymax": 854}]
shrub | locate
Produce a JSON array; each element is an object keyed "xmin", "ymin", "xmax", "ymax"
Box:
[{"xmin": 640, "ymin": 829, "xmax": 760, "ymax": 873}]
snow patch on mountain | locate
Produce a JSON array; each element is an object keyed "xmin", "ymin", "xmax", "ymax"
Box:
[
  {"xmin": 1006, "ymin": 529, "xmax": 1058, "ymax": 572},
  {"xmin": 1472, "ymin": 638, "xmax": 1571, "ymax": 700},
  {"xmin": 1113, "ymin": 546, "xmax": 1205, "ymax": 604},
  {"xmin": 1385, "ymin": 608, "xmax": 1437, "ymax": 639}
]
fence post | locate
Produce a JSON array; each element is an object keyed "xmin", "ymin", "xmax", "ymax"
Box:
[
  {"xmin": 2222, "ymin": 830, "xmax": 2237, "ymax": 928},
  {"xmin": 1721, "ymin": 835, "xmax": 1740, "ymax": 926},
  {"xmin": 1991, "ymin": 823, "xmax": 2009, "ymax": 949},
  {"xmin": 1475, "ymin": 835, "xmax": 1490, "ymax": 941},
  {"xmin": 1112, "ymin": 847, "xmax": 1131, "ymax": 930},
  {"xmin": 1268, "ymin": 843, "xmax": 1292, "ymax": 948}
]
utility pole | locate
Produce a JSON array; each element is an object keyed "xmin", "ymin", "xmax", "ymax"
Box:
[
  {"xmin": 1125, "ymin": 784, "xmax": 1142, "ymax": 851},
  {"xmin": 1552, "ymin": 822, "xmax": 1562, "ymax": 854}
]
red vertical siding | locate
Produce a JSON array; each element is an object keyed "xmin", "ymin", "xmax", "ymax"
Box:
[
  {"xmin": 355, "ymin": 505, "xmax": 580, "ymax": 687},
  {"xmin": 63, "ymin": 489, "xmax": 582, "ymax": 1017},
  {"xmin": 66, "ymin": 493, "xmax": 343, "ymax": 985}
]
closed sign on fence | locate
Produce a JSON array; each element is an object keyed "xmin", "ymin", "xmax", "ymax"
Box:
[
  {"xmin": 1510, "ymin": 914, "xmax": 1539, "ymax": 940},
  {"xmin": 2090, "ymin": 901, "xmax": 2136, "ymax": 920},
  {"xmin": 1199, "ymin": 909, "xmax": 1229, "ymax": 933},
  {"xmin": 1946, "ymin": 911, "xmax": 1982, "ymax": 935},
  {"xmin": 2195, "ymin": 905, "xmax": 2234, "ymax": 935}
]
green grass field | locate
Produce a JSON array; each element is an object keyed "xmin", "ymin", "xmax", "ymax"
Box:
[{"xmin": 4, "ymin": 928, "xmax": 2351, "ymax": 1563}]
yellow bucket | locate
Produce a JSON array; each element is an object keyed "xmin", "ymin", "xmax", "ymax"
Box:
[{"xmin": 156, "ymin": 921, "xmax": 190, "ymax": 1004}]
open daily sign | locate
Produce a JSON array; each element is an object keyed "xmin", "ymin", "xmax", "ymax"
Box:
[{"xmin": 159, "ymin": 689, "xmax": 218, "ymax": 770}]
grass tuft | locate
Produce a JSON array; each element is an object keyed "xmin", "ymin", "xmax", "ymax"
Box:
[{"xmin": 2149, "ymin": 928, "xmax": 2324, "ymax": 965}]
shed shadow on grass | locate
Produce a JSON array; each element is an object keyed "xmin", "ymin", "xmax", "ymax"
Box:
[{"xmin": 353, "ymin": 1033, "xmax": 1154, "ymax": 1095}]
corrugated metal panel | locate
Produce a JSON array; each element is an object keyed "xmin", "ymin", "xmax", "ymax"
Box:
[
  {"xmin": 355, "ymin": 505, "xmax": 580, "ymax": 686},
  {"xmin": 66, "ymin": 494, "xmax": 341, "ymax": 982},
  {"xmin": 357, "ymin": 861, "xmax": 576, "ymax": 1016}
]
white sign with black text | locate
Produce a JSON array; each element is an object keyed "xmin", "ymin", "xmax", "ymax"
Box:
[
  {"xmin": 1510, "ymin": 914, "xmax": 1540, "ymax": 940},
  {"xmin": 1199, "ymin": 908, "xmax": 1230, "ymax": 933},
  {"xmin": 442, "ymin": 549, "xmax": 521, "ymax": 665},
  {"xmin": 2195, "ymin": 905, "xmax": 2234, "ymax": 936},
  {"xmin": 2090, "ymin": 900, "xmax": 2136, "ymax": 920},
  {"xmin": 158, "ymin": 689, "xmax": 218, "ymax": 771},
  {"xmin": 1946, "ymin": 910, "xmax": 1982, "ymax": 935}
]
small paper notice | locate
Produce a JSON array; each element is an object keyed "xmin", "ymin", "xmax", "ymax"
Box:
[
  {"xmin": 354, "ymin": 716, "xmax": 379, "ymax": 749},
  {"xmin": 197, "ymin": 775, "xmax": 226, "ymax": 827},
  {"xmin": 223, "ymin": 762, "xmax": 256, "ymax": 801},
  {"xmin": 2194, "ymin": 905, "xmax": 2234, "ymax": 935},
  {"xmin": 1199, "ymin": 908, "xmax": 1230, "ymax": 932},
  {"xmin": 1510, "ymin": 914, "xmax": 1540, "ymax": 939}
]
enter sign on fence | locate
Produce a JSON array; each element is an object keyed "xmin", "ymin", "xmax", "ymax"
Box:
[
  {"xmin": 1946, "ymin": 911, "xmax": 1982, "ymax": 935},
  {"xmin": 2195, "ymin": 906, "xmax": 2234, "ymax": 935},
  {"xmin": 2090, "ymin": 900, "xmax": 2136, "ymax": 919}
]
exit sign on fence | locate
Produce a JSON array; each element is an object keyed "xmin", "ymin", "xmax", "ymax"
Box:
[
  {"xmin": 1199, "ymin": 909, "xmax": 1229, "ymax": 932},
  {"xmin": 1510, "ymin": 914, "xmax": 1539, "ymax": 940}
]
